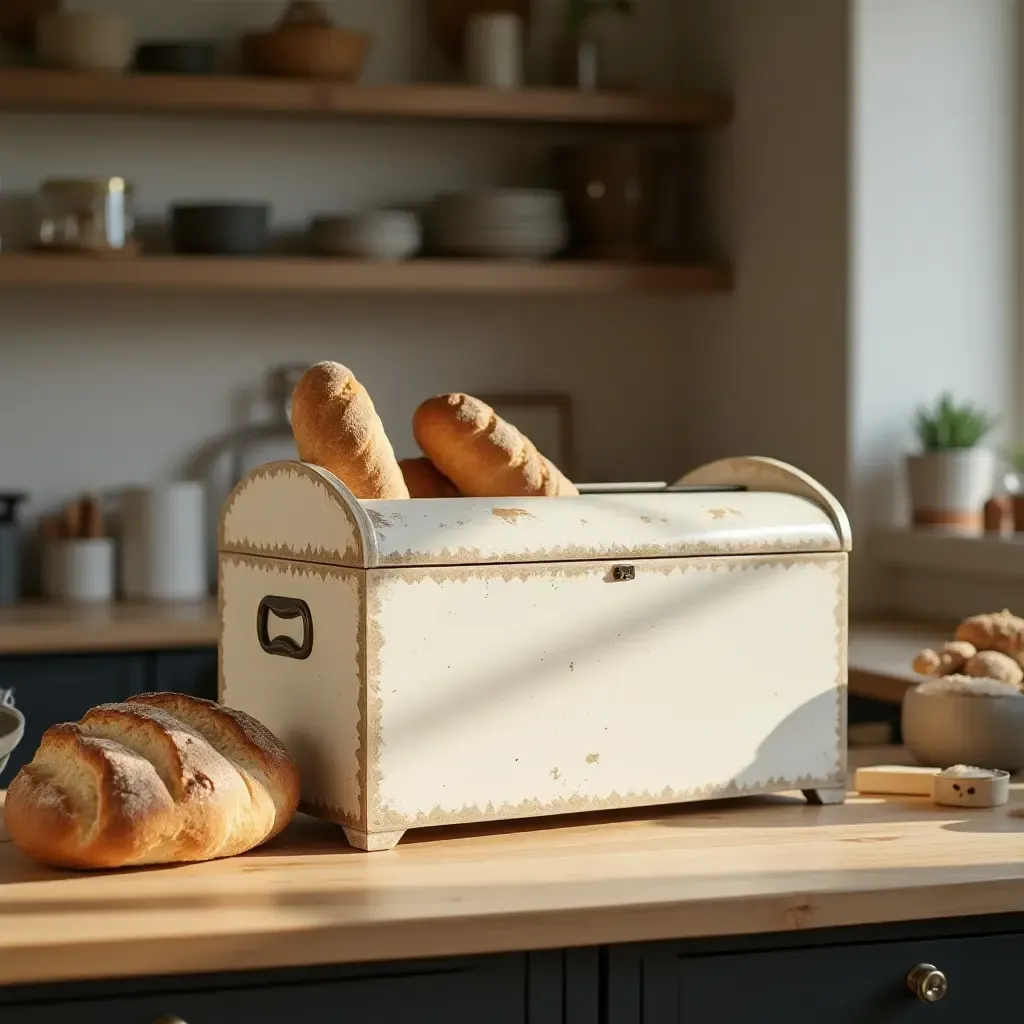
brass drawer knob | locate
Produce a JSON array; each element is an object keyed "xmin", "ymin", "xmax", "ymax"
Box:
[{"xmin": 907, "ymin": 964, "xmax": 948, "ymax": 1003}]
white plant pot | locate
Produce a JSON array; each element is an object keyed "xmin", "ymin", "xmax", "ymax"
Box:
[{"xmin": 906, "ymin": 449, "xmax": 996, "ymax": 530}]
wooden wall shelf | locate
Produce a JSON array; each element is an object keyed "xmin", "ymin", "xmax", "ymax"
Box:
[
  {"xmin": 0, "ymin": 69, "xmax": 732, "ymax": 127},
  {"xmin": 0, "ymin": 256, "xmax": 733, "ymax": 296}
]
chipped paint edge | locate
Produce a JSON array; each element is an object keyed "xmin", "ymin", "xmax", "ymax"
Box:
[
  {"xmin": 678, "ymin": 456, "xmax": 853, "ymax": 553},
  {"xmin": 363, "ymin": 551, "xmax": 849, "ymax": 834},
  {"xmin": 219, "ymin": 460, "xmax": 379, "ymax": 568},
  {"xmin": 376, "ymin": 532, "xmax": 838, "ymax": 567}
]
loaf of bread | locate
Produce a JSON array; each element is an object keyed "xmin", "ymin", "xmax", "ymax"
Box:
[
  {"xmin": 400, "ymin": 457, "xmax": 460, "ymax": 498},
  {"xmin": 291, "ymin": 361, "xmax": 409, "ymax": 500},
  {"xmin": 413, "ymin": 394, "xmax": 578, "ymax": 498},
  {"xmin": 5, "ymin": 692, "xmax": 300, "ymax": 870}
]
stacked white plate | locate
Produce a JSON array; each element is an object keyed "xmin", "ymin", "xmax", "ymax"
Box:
[{"xmin": 431, "ymin": 189, "xmax": 568, "ymax": 260}]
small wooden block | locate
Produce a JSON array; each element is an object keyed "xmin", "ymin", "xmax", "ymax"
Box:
[
  {"xmin": 931, "ymin": 768, "xmax": 1010, "ymax": 808},
  {"xmin": 855, "ymin": 764, "xmax": 939, "ymax": 797}
]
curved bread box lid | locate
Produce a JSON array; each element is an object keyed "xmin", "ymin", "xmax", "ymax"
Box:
[{"xmin": 220, "ymin": 458, "xmax": 850, "ymax": 569}]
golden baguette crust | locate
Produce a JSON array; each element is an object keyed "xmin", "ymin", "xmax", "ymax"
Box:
[
  {"xmin": 399, "ymin": 456, "xmax": 460, "ymax": 498},
  {"xmin": 291, "ymin": 361, "xmax": 409, "ymax": 500},
  {"xmin": 412, "ymin": 394, "xmax": 578, "ymax": 498},
  {"xmin": 5, "ymin": 693, "xmax": 299, "ymax": 871}
]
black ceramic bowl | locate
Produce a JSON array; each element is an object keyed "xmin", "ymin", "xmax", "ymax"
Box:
[
  {"xmin": 135, "ymin": 42, "xmax": 218, "ymax": 75},
  {"xmin": 171, "ymin": 203, "xmax": 271, "ymax": 256}
]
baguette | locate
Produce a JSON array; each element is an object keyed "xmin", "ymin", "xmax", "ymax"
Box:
[
  {"xmin": 399, "ymin": 457, "xmax": 460, "ymax": 498},
  {"xmin": 5, "ymin": 692, "xmax": 300, "ymax": 870},
  {"xmin": 413, "ymin": 393, "xmax": 578, "ymax": 498},
  {"xmin": 291, "ymin": 361, "xmax": 409, "ymax": 500}
]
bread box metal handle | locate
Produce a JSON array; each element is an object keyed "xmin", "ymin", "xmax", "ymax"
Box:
[{"xmin": 256, "ymin": 595, "xmax": 314, "ymax": 660}]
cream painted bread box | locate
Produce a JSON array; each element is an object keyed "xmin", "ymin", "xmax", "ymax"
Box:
[{"xmin": 219, "ymin": 456, "xmax": 851, "ymax": 851}]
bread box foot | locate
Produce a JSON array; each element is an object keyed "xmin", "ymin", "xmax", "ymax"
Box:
[
  {"xmin": 803, "ymin": 787, "xmax": 846, "ymax": 806},
  {"xmin": 342, "ymin": 827, "xmax": 406, "ymax": 852}
]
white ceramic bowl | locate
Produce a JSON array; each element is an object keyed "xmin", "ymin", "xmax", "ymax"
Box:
[
  {"xmin": 434, "ymin": 189, "xmax": 564, "ymax": 226},
  {"xmin": 435, "ymin": 222, "xmax": 567, "ymax": 259},
  {"xmin": 431, "ymin": 190, "xmax": 568, "ymax": 259},
  {"xmin": 311, "ymin": 210, "xmax": 421, "ymax": 261},
  {"xmin": 902, "ymin": 683, "xmax": 1024, "ymax": 772},
  {"xmin": 0, "ymin": 693, "xmax": 25, "ymax": 778},
  {"xmin": 37, "ymin": 10, "xmax": 135, "ymax": 72}
]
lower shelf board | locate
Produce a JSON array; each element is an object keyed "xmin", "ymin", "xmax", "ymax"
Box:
[{"xmin": 0, "ymin": 255, "xmax": 733, "ymax": 296}]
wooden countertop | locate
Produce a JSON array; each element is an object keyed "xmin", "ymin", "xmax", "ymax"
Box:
[
  {"xmin": 848, "ymin": 619, "xmax": 949, "ymax": 703},
  {"xmin": 3, "ymin": 753, "xmax": 1024, "ymax": 988},
  {"xmin": 0, "ymin": 601, "xmax": 218, "ymax": 656}
]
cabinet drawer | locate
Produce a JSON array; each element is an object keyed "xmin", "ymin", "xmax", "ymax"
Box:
[
  {"xmin": 0, "ymin": 953, "xmax": 536, "ymax": 1024},
  {"xmin": 613, "ymin": 932, "xmax": 1024, "ymax": 1022}
]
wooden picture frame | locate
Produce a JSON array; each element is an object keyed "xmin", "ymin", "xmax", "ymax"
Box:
[{"xmin": 478, "ymin": 392, "xmax": 575, "ymax": 478}]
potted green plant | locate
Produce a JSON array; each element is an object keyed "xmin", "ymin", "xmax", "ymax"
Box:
[
  {"xmin": 907, "ymin": 393, "xmax": 997, "ymax": 530},
  {"xmin": 557, "ymin": 0, "xmax": 636, "ymax": 90}
]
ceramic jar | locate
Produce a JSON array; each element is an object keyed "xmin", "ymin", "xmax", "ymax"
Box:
[
  {"xmin": 36, "ymin": 10, "xmax": 135, "ymax": 72},
  {"xmin": 464, "ymin": 13, "xmax": 524, "ymax": 89},
  {"xmin": 553, "ymin": 143, "xmax": 671, "ymax": 260}
]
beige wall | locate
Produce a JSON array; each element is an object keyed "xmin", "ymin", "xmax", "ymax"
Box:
[
  {"xmin": 3, "ymin": 1, "xmax": 862, "ymax": 603},
  {"xmin": 670, "ymin": 0, "xmax": 852, "ymax": 502},
  {"xmin": 852, "ymin": 0, "xmax": 1018, "ymax": 613},
  {"xmin": 0, "ymin": 0, "xmax": 702, "ymax": 526}
]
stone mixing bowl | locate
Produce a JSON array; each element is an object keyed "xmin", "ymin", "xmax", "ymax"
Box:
[
  {"xmin": 902, "ymin": 682, "xmax": 1024, "ymax": 773},
  {"xmin": 0, "ymin": 690, "xmax": 25, "ymax": 778}
]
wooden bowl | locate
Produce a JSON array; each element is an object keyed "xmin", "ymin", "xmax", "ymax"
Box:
[{"xmin": 243, "ymin": 25, "xmax": 370, "ymax": 80}]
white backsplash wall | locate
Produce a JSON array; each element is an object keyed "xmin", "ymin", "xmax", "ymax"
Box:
[
  {"xmin": 0, "ymin": 0, "xmax": 702, "ymax": 536},
  {"xmin": 0, "ymin": 291, "xmax": 701, "ymax": 512}
]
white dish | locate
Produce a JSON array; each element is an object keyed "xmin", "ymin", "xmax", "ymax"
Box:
[{"xmin": 311, "ymin": 210, "xmax": 421, "ymax": 261}]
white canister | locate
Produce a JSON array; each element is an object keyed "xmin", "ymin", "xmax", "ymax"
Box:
[
  {"xmin": 120, "ymin": 482, "xmax": 208, "ymax": 602},
  {"xmin": 43, "ymin": 538, "xmax": 116, "ymax": 604},
  {"xmin": 465, "ymin": 13, "xmax": 524, "ymax": 89}
]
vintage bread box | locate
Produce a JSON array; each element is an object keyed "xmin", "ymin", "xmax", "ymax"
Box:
[{"xmin": 219, "ymin": 455, "xmax": 851, "ymax": 851}]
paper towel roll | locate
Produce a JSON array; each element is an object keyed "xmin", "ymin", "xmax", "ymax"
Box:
[{"xmin": 121, "ymin": 482, "xmax": 208, "ymax": 601}]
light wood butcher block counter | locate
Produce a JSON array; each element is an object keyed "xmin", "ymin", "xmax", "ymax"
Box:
[
  {"xmin": 0, "ymin": 600, "xmax": 218, "ymax": 655},
  {"xmin": 3, "ymin": 767, "xmax": 1024, "ymax": 990}
]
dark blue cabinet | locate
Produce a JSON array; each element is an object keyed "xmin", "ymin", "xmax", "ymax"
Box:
[
  {"xmin": 0, "ymin": 648, "xmax": 217, "ymax": 785},
  {"xmin": 0, "ymin": 653, "xmax": 146, "ymax": 785},
  {"xmin": 0, "ymin": 953, "xmax": 571, "ymax": 1024}
]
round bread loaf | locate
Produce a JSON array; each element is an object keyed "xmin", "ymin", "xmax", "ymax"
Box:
[
  {"xmin": 400, "ymin": 456, "xmax": 460, "ymax": 498},
  {"xmin": 5, "ymin": 692, "xmax": 300, "ymax": 870},
  {"xmin": 291, "ymin": 361, "xmax": 409, "ymax": 500},
  {"xmin": 412, "ymin": 393, "xmax": 578, "ymax": 498}
]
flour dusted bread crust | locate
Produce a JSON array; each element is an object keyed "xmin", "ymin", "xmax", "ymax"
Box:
[
  {"xmin": 5, "ymin": 692, "xmax": 300, "ymax": 870},
  {"xmin": 413, "ymin": 393, "xmax": 578, "ymax": 498},
  {"xmin": 291, "ymin": 361, "xmax": 409, "ymax": 500},
  {"xmin": 400, "ymin": 456, "xmax": 460, "ymax": 498}
]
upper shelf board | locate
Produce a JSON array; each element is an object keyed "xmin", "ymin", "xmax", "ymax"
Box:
[{"xmin": 0, "ymin": 69, "xmax": 733, "ymax": 127}]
